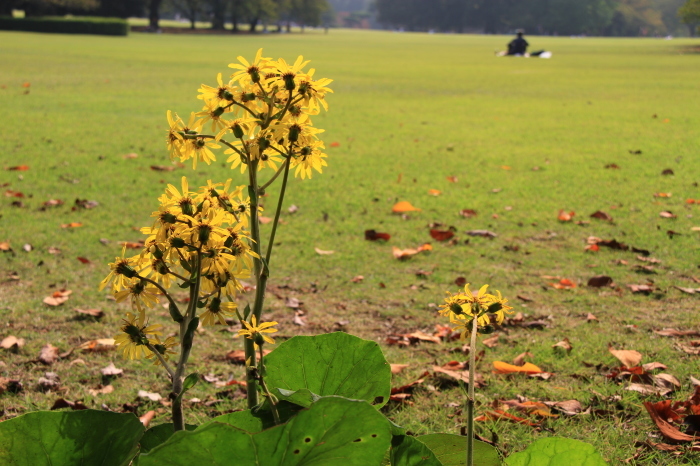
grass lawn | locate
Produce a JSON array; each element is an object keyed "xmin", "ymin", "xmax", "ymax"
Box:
[{"xmin": 1, "ymin": 28, "xmax": 700, "ymax": 463}]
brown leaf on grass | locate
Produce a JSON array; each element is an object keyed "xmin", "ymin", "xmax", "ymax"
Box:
[
  {"xmin": 588, "ymin": 275, "xmax": 613, "ymax": 287},
  {"xmin": 675, "ymin": 286, "xmax": 700, "ymax": 295},
  {"xmin": 292, "ymin": 311, "xmax": 307, "ymax": 326},
  {"xmin": 644, "ymin": 401, "xmax": 700, "ymax": 442},
  {"xmin": 123, "ymin": 153, "xmax": 138, "ymax": 159},
  {"xmin": 513, "ymin": 352, "xmax": 534, "ymax": 366},
  {"xmin": 259, "ymin": 216, "xmax": 273, "ymax": 224},
  {"xmin": 100, "ymin": 363, "xmax": 124, "ymax": 376},
  {"xmin": 654, "ymin": 192, "xmax": 672, "ymax": 198},
  {"xmin": 493, "ymin": 361, "xmax": 543, "ymax": 375},
  {"xmin": 43, "ymin": 199, "xmax": 64, "ymax": 207},
  {"xmin": 628, "ymin": 284, "xmax": 654, "ymax": 294},
  {"xmin": 226, "ymin": 349, "xmax": 270, "ymax": 364},
  {"xmin": 390, "ymin": 364, "xmax": 409, "ymax": 374},
  {"xmin": 351, "ymin": 275, "xmax": 364, "ymax": 283},
  {"xmin": 404, "ymin": 331, "xmax": 441, "ymax": 344},
  {"xmin": 543, "ymin": 400, "xmax": 583, "ymax": 416},
  {"xmin": 1, "ymin": 335, "xmax": 25, "ymax": 351},
  {"xmin": 392, "ymin": 243, "xmax": 432, "ymax": 260},
  {"xmin": 150, "ymin": 165, "xmax": 176, "ymax": 172},
  {"xmin": 446, "ymin": 176, "xmax": 458, "ymax": 183},
  {"xmin": 365, "ymin": 229, "xmax": 390, "ymax": 241},
  {"xmin": 139, "ymin": 410, "xmax": 156, "ymax": 427},
  {"xmin": 6, "ymin": 165, "xmax": 30, "ymax": 171},
  {"xmin": 429, "ymin": 229, "xmax": 454, "ymax": 241},
  {"xmin": 88, "ymin": 384, "xmax": 114, "ymax": 396},
  {"xmin": 392, "ymin": 201, "xmax": 421, "ymax": 213},
  {"xmin": 557, "ymin": 210, "xmax": 575, "ymax": 222},
  {"xmin": 642, "ymin": 362, "xmax": 668, "ymax": 372},
  {"xmin": 39, "ymin": 344, "xmax": 60, "ymax": 365},
  {"xmin": 75, "ymin": 308, "xmax": 104, "ymax": 319},
  {"xmin": 637, "ymin": 256, "xmax": 661, "ymax": 264},
  {"xmin": 609, "ymin": 347, "xmax": 643, "ymax": 367},
  {"xmin": 475, "ymin": 409, "xmax": 540, "ymax": 427},
  {"xmin": 660, "ymin": 211, "xmax": 677, "ymax": 219},
  {"xmin": 43, "ymin": 289, "xmax": 72, "ymax": 306},
  {"xmin": 516, "ymin": 295, "xmax": 533, "ymax": 302},
  {"xmin": 655, "ymin": 329, "xmax": 700, "ymax": 337},
  {"xmin": 454, "ymin": 277, "xmax": 467, "ymax": 287},
  {"xmin": 48, "ymin": 246, "xmax": 62, "ymax": 254},
  {"xmin": 0, "ymin": 241, "xmax": 11, "ymax": 251},
  {"xmin": 590, "ymin": 210, "xmax": 613, "ymax": 221},
  {"xmin": 482, "ymin": 334, "xmax": 499, "ymax": 348},
  {"xmin": 37, "ymin": 372, "xmax": 61, "ymax": 391},
  {"xmin": 550, "ymin": 279, "xmax": 576, "ymax": 290},
  {"xmin": 552, "ymin": 338, "xmax": 573, "ymax": 353},
  {"xmin": 77, "ymin": 257, "xmax": 91, "ymax": 264},
  {"xmin": 4, "ymin": 189, "xmax": 24, "ymax": 198},
  {"xmin": 78, "ymin": 338, "xmax": 116, "ymax": 352},
  {"xmin": 61, "ymin": 222, "xmax": 83, "ymax": 228},
  {"xmin": 428, "ymin": 189, "xmax": 441, "ymax": 196},
  {"xmin": 459, "ymin": 209, "xmax": 477, "ymax": 218},
  {"xmin": 655, "ymin": 374, "xmax": 681, "ymax": 391},
  {"xmin": 587, "ymin": 313, "xmax": 599, "ymax": 322},
  {"xmin": 391, "ymin": 371, "xmax": 430, "ymax": 397},
  {"xmin": 138, "ymin": 390, "xmax": 162, "ymax": 402},
  {"xmin": 51, "ymin": 399, "xmax": 87, "ymax": 410},
  {"xmin": 314, "ymin": 247, "xmax": 334, "ymax": 255},
  {"xmin": 501, "ymin": 400, "xmax": 558, "ymax": 418},
  {"xmin": 605, "ymin": 163, "xmax": 620, "ymax": 169},
  {"xmin": 433, "ymin": 363, "xmax": 484, "ymax": 387},
  {"xmin": 465, "ymin": 230, "xmax": 497, "ymax": 239}
]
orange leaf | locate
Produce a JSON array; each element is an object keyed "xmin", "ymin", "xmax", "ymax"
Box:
[
  {"xmin": 392, "ymin": 201, "xmax": 421, "ymax": 213},
  {"xmin": 61, "ymin": 222, "xmax": 83, "ymax": 228},
  {"xmin": 392, "ymin": 243, "xmax": 432, "ymax": 259},
  {"xmin": 390, "ymin": 364, "xmax": 409, "ymax": 374},
  {"xmin": 118, "ymin": 241, "xmax": 143, "ymax": 249},
  {"xmin": 4, "ymin": 189, "xmax": 24, "ymax": 198},
  {"xmin": 365, "ymin": 229, "xmax": 391, "ymax": 241},
  {"xmin": 609, "ymin": 347, "xmax": 642, "ymax": 367},
  {"xmin": 644, "ymin": 401, "xmax": 699, "ymax": 442},
  {"xmin": 22, "ymin": 82, "xmax": 30, "ymax": 88},
  {"xmin": 475, "ymin": 409, "xmax": 540, "ymax": 427},
  {"xmin": 77, "ymin": 257, "xmax": 91, "ymax": 264},
  {"xmin": 493, "ymin": 361, "xmax": 543, "ymax": 374},
  {"xmin": 6, "ymin": 165, "xmax": 29, "ymax": 171},
  {"xmin": 446, "ymin": 176, "xmax": 458, "ymax": 183},
  {"xmin": 585, "ymin": 244, "xmax": 600, "ymax": 252},
  {"xmin": 550, "ymin": 278, "xmax": 576, "ymax": 289},
  {"xmin": 428, "ymin": 189, "xmax": 441, "ymax": 196},
  {"xmin": 557, "ymin": 210, "xmax": 575, "ymax": 222},
  {"xmin": 330, "ymin": 142, "xmax": 340, "ymax": 148},
  {"xmin": 459, "ymin": 209, "xmax": 477, "ymax": 218},
  {"xmin": 500, "ymin": 165, "xmax": 511, "ymax": 170}
]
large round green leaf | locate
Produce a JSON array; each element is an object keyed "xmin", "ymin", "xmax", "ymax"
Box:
[
  {"xmin": 139, "ymin": 424, "xmax": 197, "ymax": 454},
  {"xmin": 139, "ymin": 396, "xmax": 392, "ymax": 465},
  {"xmin": 204, "ymin": 400, "xmax": 303, "ymax": 433},
  {"xmin": 505, "ymin": 437, "xmax": 608, "ymax": 466},
  {"xmin": 390, "ymin": 434, "xmax": 441, "ymax": 465},
  {"xmin": 0, "ymin": 410, "xmax": 144, "ymax": 466},
  {"xmin": 264, "ymin": 332, "xmax": 392, "ymax": 408},
  {"xmin": 418, "ymin": 434, "xmax": 502, "ymax": 466}
]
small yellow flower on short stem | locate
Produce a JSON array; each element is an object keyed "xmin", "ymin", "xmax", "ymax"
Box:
[{"xmin": 238, "ymin": 316, "xmax": 278, "ymax": 345}]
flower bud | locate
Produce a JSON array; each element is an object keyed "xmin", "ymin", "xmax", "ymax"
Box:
[
  {"xmin": 195, "ymin": 139, "xmax": 206, "ymax": 148},
  {"xmin": 170, "ymin": 237, "xmax": 186, "ymax": 249},
  {"xmin": 244, "ymin": 92, "xmax": 256, "ymax": 101},
  {"xmin": 249, "ymin": 69, "xmax": 261, "ymax": 83},
  {"xmin": 254, "ymin": 333, "xmax": 265, "ymax": 346},
  {"xmin": 480, "ymin": 324, "xmax": 496, "ymax": 335},
  {"xmin": 213, "ymin": 106, "xmax": 225, "ymax": 117},
  {"xmin": 450, "ymin": 303, "xmax": 464, "ymax": 316},
  {"xmin": 209, "ymin": 297, "xmax": 221, "ymax": 312},
  {"xmin": 223, "ymin": 90, "xmax": 234, "ymax": 101},
  {"xmin": 181, "ymin": 201, "xmax": 194, "ymax": 217},
  {"xmin": 232, "ymin": 123, "xmax": 244, "ymax": 139},
  {"xmin": 283, "ymin": 74, "xmax": 296, "ymax": 91},
  {"xmin": 152, "ymin": 246, "xmax": 164, "ymax": 260},
  {"xmin": 161, "ymin": 212, "xmax": 177, "ymax": 224},
  {"xmin": 288, "ymin": 125, "xmax": 301, "ymax": 143},
  {"xmin": 116, "ymin": 262, "xmax": 138, "ymax": 278},
  {"xmin": 487, "ymin": 302, "xmax": 503, "ymax": 314},
  {"xmin": 198, "ymin": 225, "xmax": 211, "ymax": 244},
  {"xmin": 155, "ymin": 259, "xmax": 169, "ymax": 275},
  {"xmin": 298, "ymin": 82, "xmax": 309, "ymax": 94},
  {"xmin": 258, "ymin": 137, "xmax": 270, "ymax": 151},
  {"xmin": 300, "ymin": 146, "xmax": 312, "ymax": 156}
]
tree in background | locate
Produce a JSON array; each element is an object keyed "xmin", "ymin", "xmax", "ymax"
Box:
[
  {"xmin": 170, "ymin": 0, "xmax": 204, "ymax": 28},
  {"xmin": 679, "ymin": 0, "xmax": 700, "ymax": 35}
]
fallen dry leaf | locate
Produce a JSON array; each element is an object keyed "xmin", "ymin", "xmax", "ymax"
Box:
[
  {"xmin": 660, "ymin": 211, "xmax": 677, "ymax": 219},
  {"xmin": 433, "ymin": 363, "xmax": 484, "ymax": 387},
  {"xmin": 558, "ymin": 210, "xmax": 575, "ymax": 222},
  {"xmin": 609, "ymin": 347, "xmax": 643, "ymax": 367},
  {"xmin": 50, "ymin": 399, "xmax": 87, "ymax": 411},
  {"xmin": 390, "ymin": 364, "xmax": 409, "ymax": 374},
  {"xmin": 552, "ymin": 338, "xmax": 573, "ymax": 353},
  {"xmin": 314, "ymin": 247, "xmax": 334, "ymax": 255},
  {"xmin": 392, "ymin": 201, "xmax": 421, "ymax": 213},
  {"xmin": 475, "ymin": 409, "xmax": 540, "ymax": 427},
  {"xmin": 365, "ymin": 229, "xmax": 390, "ymax": 241},
  {"xmin": 138, "ymin": 390, "xmax": 162, "ymax": 402},
  {"xmin": 38, "ymin": 344, "xmax": 60, "ymax": 365},
  {"xmin": 513, "ymin": 352, "xmax": 534, "ymax": 366},
  {"xmin": 78, "ymin": 338, "xmax": 116, "ymax": 352},
  {"xmin": 587, "ymin": 313, "xmax": 599, "ymax": 322},
  {"xmin": 587, "ymin": 275, "xmax": 613, "ymax": 288},
  {"xmin": 628, "ymin": 284, "xmax": 654, "ymax": 294},
  {"xmin": 351, "ymin": 275, "xmax": 364, "ymax": 283},
  {"xmin": 644, "ymin": 401, "xmax": 700, "ymax": 442},
  {"xmin": 1, "ymin": 335, "xmax": 25, "ymax": 351},
  {"xmin": 465, "ymin": 230, "xmax": 497, "ymax": 239},
  {"xmin": 43, "ymin": 289, "xmax": 72, "ymax": 306},
  {"xmin": 75, "ymin": 308, "xmax": 104, "ymax": 318},
  {"xmin": 77, "ymin": 257, "xmax": 91, "ymax": 264},
  {"xmin": 123, "ymin": 153, "xmax": 138, "ymax": 159},
  {"xmin": 493, "ymin": 361, "xmax": 543, "ymax": 375},
  {"xmin": 446, "ymin": 176, "xmax": 458, "ymax": 183},
  {"xmin": 88, "ymin": 384, "xmax": 114, "ymax": 396},
  {"xmin": 259, "ymin": 216, "xmax": 273, "ymax": 224},
  {"xmin": 430, "ymin": 229, "xmax": 454, "ymax": 242},
  {"xmin": 655, "ymin": 328, "xmax": 700, "ymax": 337},
  {"xmin": 428, "ymin": 189, "xmax": 441, "ymax": 196},
  {"xmin": 550, "ymin": 279, "xmax": 576, "ymax": 290},
  {"xmin": 459, "ymin": 209, "xmax": 477, "ymax": 218},
  {"xmin": 150, "ymin": 165, "xmax": 176, "ymax": 172},
  {"xmin": 590, "ymin": 211, "xmax": 613, "ymax": 221},
  {"xmin": 139, "ymin": 410, "xmax": 156, "ymax": 427},
  {"xmin": 60, "ymin": 222, "xmax": 83, "ymax": 229},
  {"xmin": 392, "ymin": 243, "xmax": 432, "ymax": 260},
  {"xmin": 543, "ymin": 400, "xmax": 582, "ymax": 416},
  {"xmin": 482, "ymin": 334, "xmax": 499, "ymax": 348},
  {"xmin": 6, "ymin": 165, "xmax": 29, "ymax": 171},
  {"xmin": 100, "ymin": 363, "xmax": 124, "ymax": 376}
]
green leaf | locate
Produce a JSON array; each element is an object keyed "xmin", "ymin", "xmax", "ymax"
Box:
[
  {"xmin": 265, "ymin": 332, "xmax": 392, "ymax": 408},
  {"xmin": 139, "ymin": 424, "xmax": 197, "ymax": 454},
  {"xmin": 274, "ymin": 387, "xmax": 322, "ymax": 407},
  {"xmin": 418, "ymin": 434, "xmax": 501, "ymax": 466},
  {"xmin": 139, "ymin": 397, "xmax": 392, "ymax": 465},
  {"xmin": 505, "ymin": 437, "xmax": 608, "ymax": 466},
  {"xmin": 390, "ymin": 435, "xmax": 441, "ymax": 465},
  {"xmin": 203, "ymin": 400, "xmax": 303, "ymax": 433},
  {"xmin": 0, "ymin": 410, "xmax": 144, "ymax": 466}
]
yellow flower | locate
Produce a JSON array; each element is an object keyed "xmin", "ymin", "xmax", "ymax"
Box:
[
  {"xmin": 196, "ymin": 99, "xmax": 229, "ymax": 134},
  {"xmin": 229, "ymin": 48, "xmax": 273, "ymax": 85},
  {"xmin": 100, "ymin": 246, "xmax": 142, "ymax": 292},
  {"xmin": 114, "ymin": 279, "xmax": 160, "ymax": 313},
  {"xmin": 197, "ymin": 73, "xmax": 236, "ymax": 106},
  {"xmin": 238, "ymin": 316, "xmax": 278, "ymax": 345},
  {"xmin": 270, "ymin": 55, "xmax": 310, "ymax": 92},
  {"xmin": 146, "ymin": 336, "xmax": 179, "ymax": 365},
  {"xmin": 114, "ymin": 312, "xmax": 162, "ymax": 360},
  {"xmin": 291, "ymin": 140, "xmax": 328, "ymax": 179},
  {"xmin": 200, "ymin": 298, "xmax": 237, "ymax": 326},
  {"xmin": 189, "ymin": 137, "xmax": 219, "ymax": 169},
  {"xmin": 297, "ymin": 69, "xmax": 333, "ymax": 114}
]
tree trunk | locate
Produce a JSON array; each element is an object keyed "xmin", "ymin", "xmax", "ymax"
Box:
[
  {"xmin": 250, "ymin": 16, "xmax": 259, "ymax": 33},
  {"xmin": 149, "ymin": 0, "xmax": 162, "ymax": 30},
  {"xmin": 211, "ymin": 0, "xmax": 225, "ymax": 30},
  {"xmin": 286, "ymin": 20, "xmax": 291, "ymax": 32},
  {"xmin": 190, "ymin": 17, "xmax": 196, "ymax": 29}
]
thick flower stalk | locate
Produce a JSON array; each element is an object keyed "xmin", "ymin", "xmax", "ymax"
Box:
[
  {"xmin": 439, "ymin": 284, "xmax": 512, "ymax": 466},
  {"xmin": 164, "ymin": 49, "xmax": 332, "ymax": 409}
]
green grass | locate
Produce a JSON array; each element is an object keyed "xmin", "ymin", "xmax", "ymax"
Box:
[{"xmin": 1, "ymin": 29, "xmax": 700, "ymax": 464}]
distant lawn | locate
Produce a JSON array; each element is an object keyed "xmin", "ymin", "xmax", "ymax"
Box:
[{"xmin": 1, "ymin": 29, "xmax": 699, "ymax": 464}]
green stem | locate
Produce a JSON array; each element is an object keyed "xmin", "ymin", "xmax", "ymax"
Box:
[
  {"xmin": 146, "ymin": 343, "xmax": 176, "ymax": 379},
  {"xmin": 466, "ymin": 318, "xmax": 478, "ymax": 466},
  {"xmin": 136, "ymin": 275, "xmax": 182, "ymax": 321},
  {"xmin": 258, "ymin": 344, "xmax": 280, "ymax": 425},
  {"xmin": 265, "ymin": 158, "xmax": 291, "ymax": 265},
  {"xmin": 245, "ymin": 162, "xmax": 262, "ymax": 408},
  {"xmin": 258, "ymin": 159, "xmax": 289, "ymax": 193}
]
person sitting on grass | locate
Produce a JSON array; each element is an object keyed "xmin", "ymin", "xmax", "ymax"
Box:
[{"xmin": 508, "ymin": 30, "xmax": 529, "ymax": 56}]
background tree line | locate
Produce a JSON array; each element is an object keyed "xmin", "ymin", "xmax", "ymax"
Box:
[
  {"xmin": 375, "ymin": 0, "xmax": 699, "ymax": 36},
  {"xmin": 0, "ymin": 0, "xmax": 331, "ymax": 32}
]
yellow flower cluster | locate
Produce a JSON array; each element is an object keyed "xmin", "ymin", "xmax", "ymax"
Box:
[
  {"xmin": 167, "ymin": 49, "xmax": 333, "ymax": 180},
  {"xmin": 439, "ymin": 284, "xmax": 513, "ymax": 340},
  {"xmin": 101, "ymin": 176, "xmax": 259, "ymax": 361}
]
